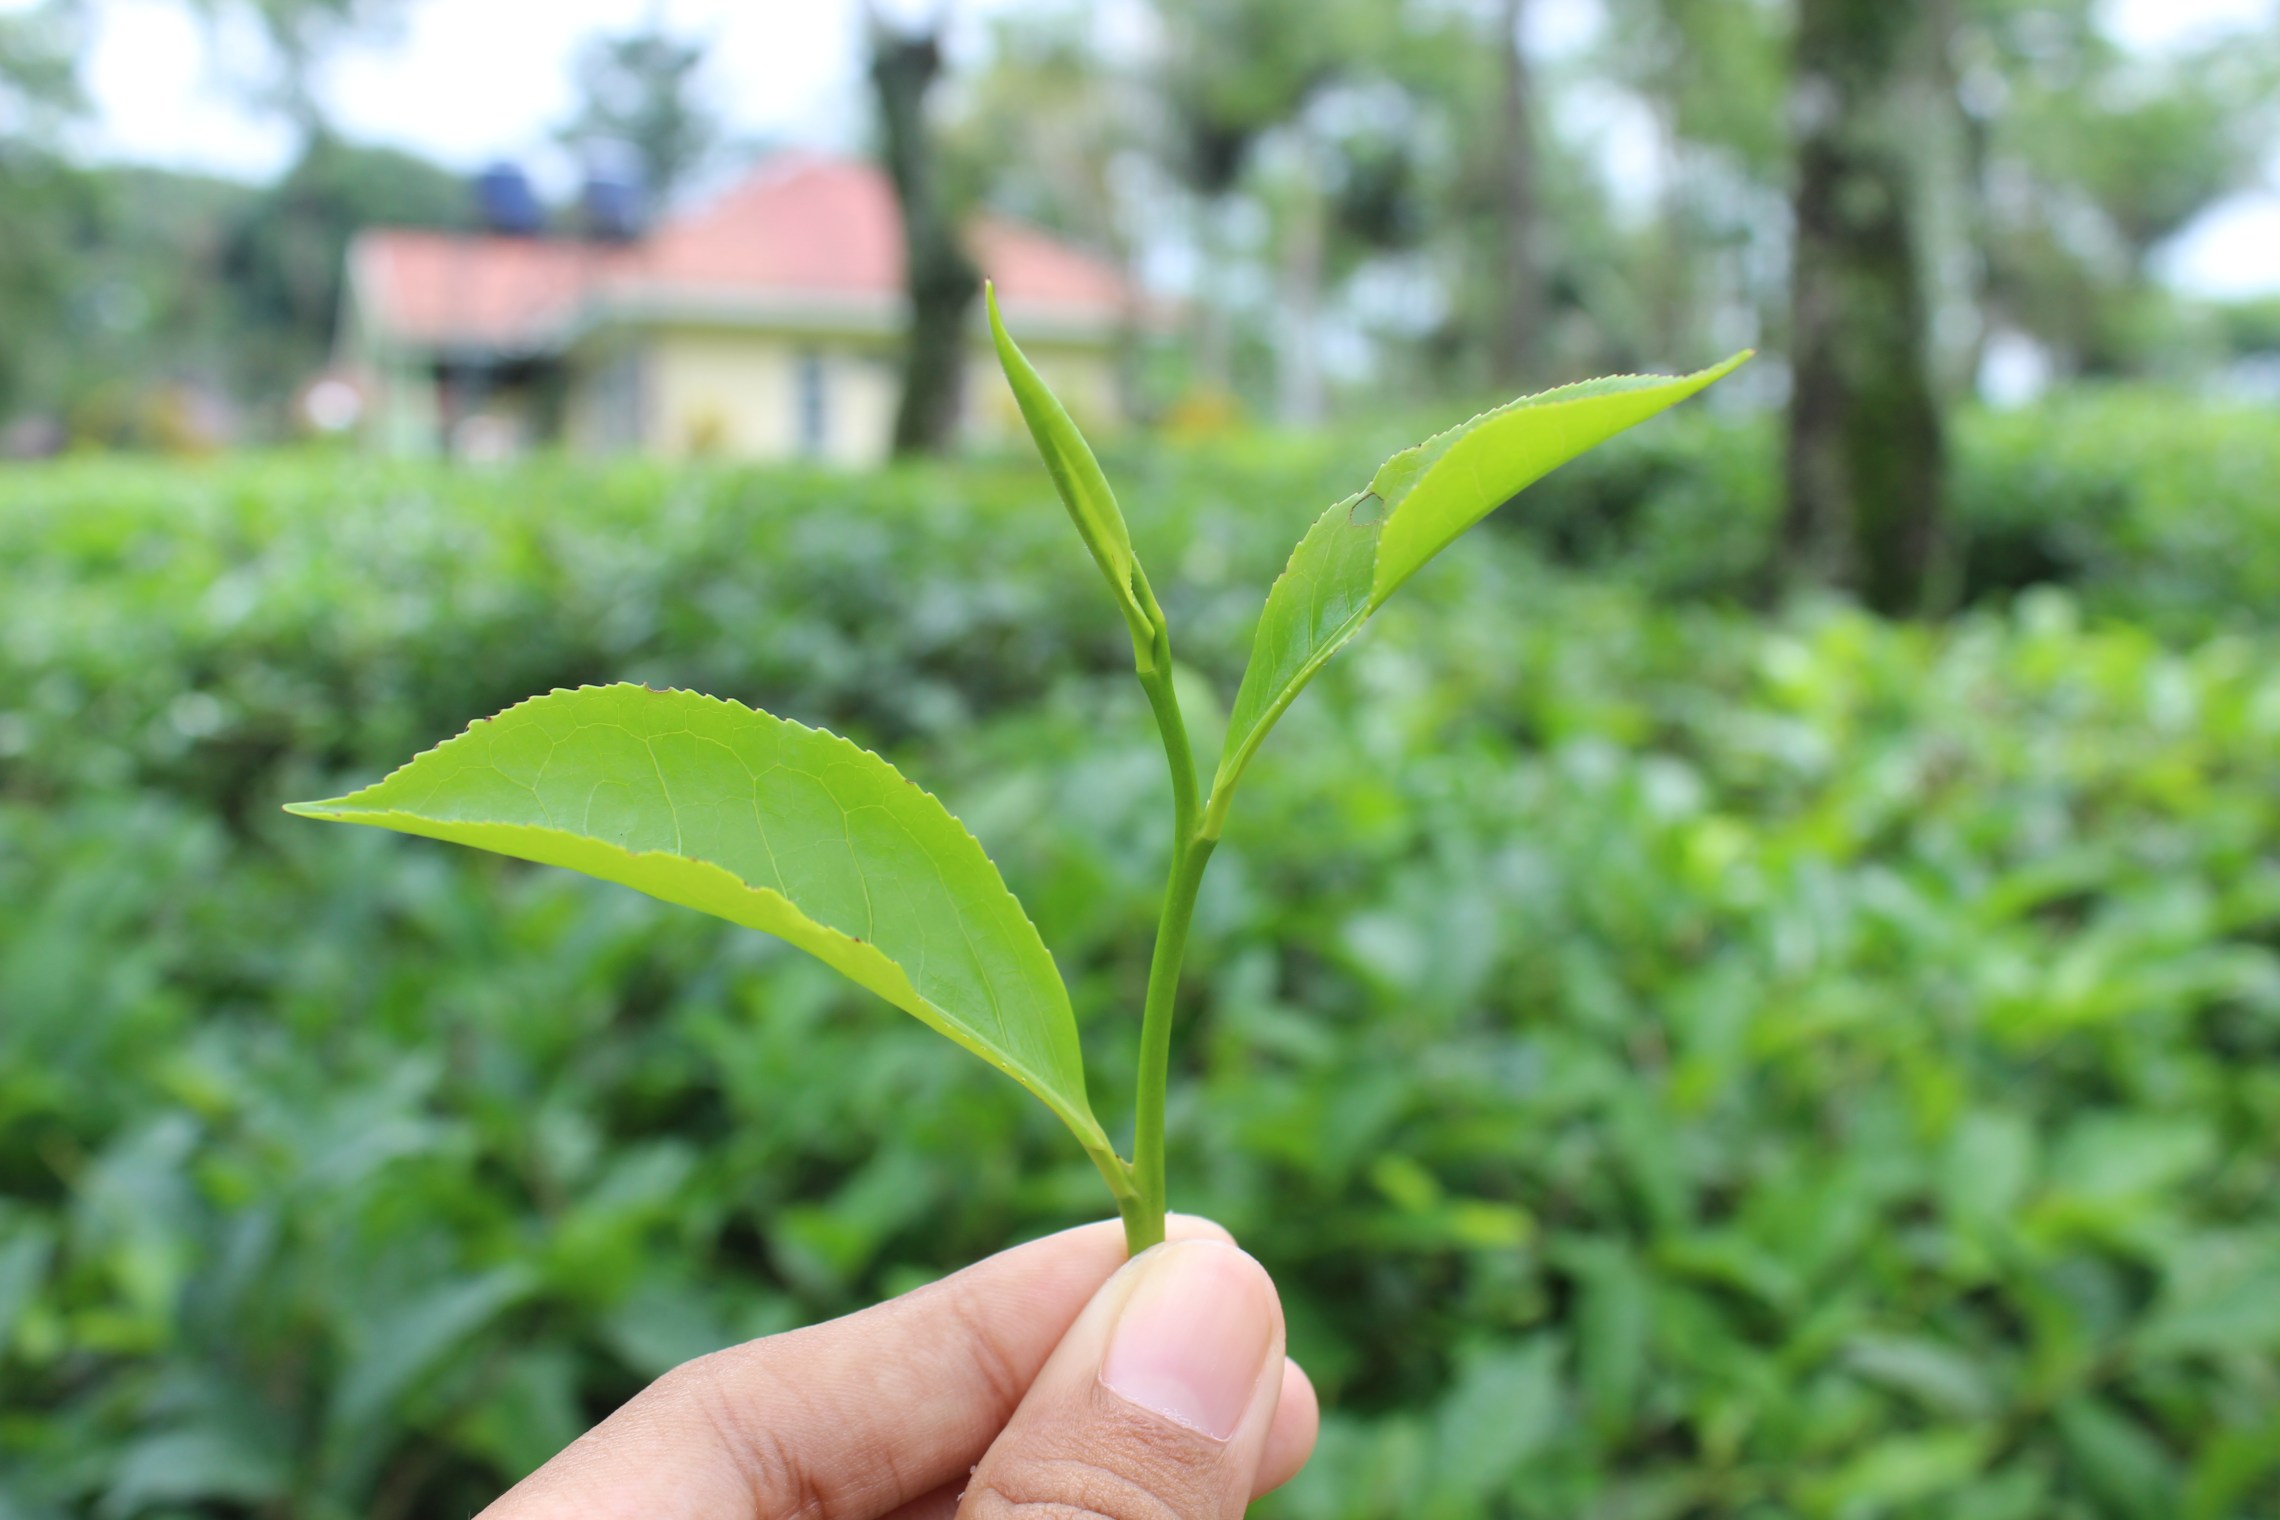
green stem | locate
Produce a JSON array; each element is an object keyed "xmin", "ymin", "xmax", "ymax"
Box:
[
  {"xmin": 1120, "ymin": 566, "xmax": 1215, "ymax": 1255},
  {"xmin": 1082, "ymin": 1136, "xmax": 1149, "ymax": 1246},
  {"xmin": 1140, "ymin": 672, "xmax": 1199, "ymax": 845},
  {"xmin": 1130, "ymin": 831, "xmax": 1215, "ymax": 1251},
  {"xmin": 1130, "ymin": 571, "xmax": 1198, "ymax": 840}
]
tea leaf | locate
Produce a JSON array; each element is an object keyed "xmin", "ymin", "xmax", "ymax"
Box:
[
  {"xmin": 2057, "ymin": 1396, "xmax": 2180, "ymax": 1519},
  {"xmin": 287, "ymin": 684, "xmax": 1105, "ymax": 1151},
  {"xmin": 987, "ymin": 282, "xmax": 1160, "ymax": 667},
  {"xmin": 1210, "ymin": 354, "xmax": 1751, "ymax": 824}
]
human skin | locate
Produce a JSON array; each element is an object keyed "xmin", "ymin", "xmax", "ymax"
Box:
[{"xmin": 480, "ymin": 1215, "xmax": 1319, "ymax": 1520}]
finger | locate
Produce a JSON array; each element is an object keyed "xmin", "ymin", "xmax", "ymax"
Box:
[
  {"xmin": 875, "ymin": 1480, "xmax": 965, "ymax": 1520},
  {"xmin": 880, "ymin": 1358, "xmax": 1317, "ymax": 1520},
  {"xmin": 958, "ymin": 1239, "xmax": 1306, "ymax": 1519},
  {"xmin": 1259, "ymin": 1358, "xmax": 1320, "ymax": 1495},
  {"xmin": 482, "ymin": 1215, "xmax": 1235, "ymax": 1520}
]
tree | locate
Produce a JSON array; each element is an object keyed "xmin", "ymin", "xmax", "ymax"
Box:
[
  {"xmin": 947, "ymin": 7, "xmax": 1138, "ymax": 258},
  {"xmin": 221, "ymin": 133, "xmax": 471, "ymax": 402},
  {"xmin": 186, "ymin": 0, "xmax": 406, "ymax": 141},
  {"xmin": 1151, "ymin": 0, "xmax": 1355, "ymax": 407},
  {"xmin": 1967, "ymin": 5, "xmax": 2280, "ymax": 376},
  {"xmin": 1491, "ymin": 0, "xmax": 1546, "ymax": 386},
  {"xmin": 1152, "ymin": 0, "xmax": 1455, "ymax": 417},
  {"xmin": 558, "ymin": 19, "xmax": 720, "ymax": 211},
  {"xmin": 870, "ymin": 15, "xmax": 979, "ymax": 457},
  {"xmin": 1783, "ymin": 0, "xmax": 1946, "ymax": 614},
  {"xmin": 0, "ymin": 0, "xmax": 86, "ymax": 420},
  {"xmin": 1595, "ymin": 0, "xmax": 1791, "ymax": 369},
  {"xmin": 0, "ymin": 0, "xmax": 80, "ymax": 125}
]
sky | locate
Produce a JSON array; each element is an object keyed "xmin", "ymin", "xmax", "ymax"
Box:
[
  {"xmin": 37, "ymin": 0, "xmax": 1032, "ymax": 187},
  {"xmin": 10, "ymin": 0, "xmax": 2279, "ymax": 295}
]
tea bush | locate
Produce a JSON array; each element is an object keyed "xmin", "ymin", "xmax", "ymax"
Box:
[
  {"xmin": 1479, "ymin": 388, "xmax": 2280, "ymax": 630},
  {"xmin": 2, "ymin": 418, "xmax": 2276, "ymax": 1518}
]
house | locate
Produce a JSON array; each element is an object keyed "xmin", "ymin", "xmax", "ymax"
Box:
[{"xmin": 339, "ymin": 152, "xmax": 1141, "ymax": 463}]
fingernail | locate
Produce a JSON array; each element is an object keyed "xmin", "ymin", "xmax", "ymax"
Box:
[{"xmin": 1099, "ymin": 1240, "xmax": 1275, "ymax": 1442}]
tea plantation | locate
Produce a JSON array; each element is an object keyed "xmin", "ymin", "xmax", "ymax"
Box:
[{"xmin": 3, "ymin": 397, "xmax": 2278, "ymax": 1518}]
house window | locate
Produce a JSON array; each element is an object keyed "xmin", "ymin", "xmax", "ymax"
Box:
[
  {"xmin": 588, "ymin": 348, "xmax": 645, "ymax": 452},
  {"xmin": 797, "ymin": 351, "xmax": 828, "ymax": 456}
]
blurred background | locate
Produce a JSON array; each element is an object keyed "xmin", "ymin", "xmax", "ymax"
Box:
[{"xmin": 4, "ymin": 0, "xmax": 2280, "ymax": 1516}]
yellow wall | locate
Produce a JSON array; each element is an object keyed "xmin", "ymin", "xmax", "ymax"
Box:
[
  {"xmin": 639, "ymin": 330, "xmax": 898, "ymax": 464},
  {"xmin": 568, "ymin": 323, "xmax": 1125, "ymax": 465},
  {"xmin": 964, "ymin": 341, "xmax": 1121, "ymax": 445}
]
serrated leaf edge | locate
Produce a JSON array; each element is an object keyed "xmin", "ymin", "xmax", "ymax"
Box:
[
  {"xmin": 285, "ymin": 683, "xmax": 1107, "ymax": 1149},
  {"xmin": 1207, "ymin": 353, "xmax": 1752, "ymax": 820},
  {"xmin": 1206, "ymin": 493, "xmax": 1378, "ymax": 806}
]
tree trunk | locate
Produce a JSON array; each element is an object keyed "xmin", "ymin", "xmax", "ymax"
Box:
[
  {"xmin": 1783, "ymin": 0, "xmax": 1946, "ymax": 614},
  {"xmin": 1493, "ymin": 0, "xmax": 1545, "ymax": 387},
  {"xmin": 1920, "ymin": 0, "xmax": 1991, "ymax": 398},
  {"xmin": 869, "ymin": 20, "xmax": 979, "ymax": 457}
]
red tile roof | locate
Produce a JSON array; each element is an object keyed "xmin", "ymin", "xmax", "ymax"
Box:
[
  {"xmin": 352, "ymin": 235, "xmax": 611, "ymax": 351},
  {"xmin": 351, "ymin": 152, "xmax": 1138, "ymax": 353}
]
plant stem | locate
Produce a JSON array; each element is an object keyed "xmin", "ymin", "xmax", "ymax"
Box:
[
  {"xmin": 1129, "ymin": 827, "xmax": 1216, "ymax": 1252},
  {"xmin": 1131, "ymin": 570, "xmax": 1199, "ymax": 845},
  {"xmin": 1122, "ymin": 565, "xmax": 1215, "ymax": 1255},
  {"xmin": 1081, "ymin": 1137, "xmax": 1149, "ymax": 1245}
]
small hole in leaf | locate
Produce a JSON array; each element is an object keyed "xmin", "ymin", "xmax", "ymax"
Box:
[{"xmin": 1347, "ymin": 491, "xmax": 1386, "ymax": 526}]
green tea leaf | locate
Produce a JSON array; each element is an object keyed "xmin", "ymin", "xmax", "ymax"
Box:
[
  {"xmin": 104, "ymin": 1424, "xmax": 291, "ymax": 1515},
  {"xmin": 332, "ymin": 1264, "xmax": 536, "ymax": 1436},
  {"xmin": 1210, "ymin": 354, "xmax": 1751, "ymax": 825},
  {"xmin": 1425, "ymin": 1337, "xmax": 1560, "ymax": 1516},
  {"xmin": 2137, "ymin": 1232, "xmax": 2280, "ymax": 1356},
  {"xmin": 1803, "ymin": 1429, "xmax": 1995, "ymax": 1512},
  {"xmin": 987, "ymin": 282, "xmax": 1159, "ymax": 667},
  {"xmin": 2056, "ymin": 1396, "xmax": 2180, "ymax": 1520},
  {"xmin": 2184, "ymin": 1409, "xmax": 2280, "ymax": 1520},
  {"xmin": 288, "ymin": 684, "xmax": 1105, "ymax": 1151},
  {"xmin": 1569, "ymin": 1240, "xmax": 1652, "ymax": 1438}
]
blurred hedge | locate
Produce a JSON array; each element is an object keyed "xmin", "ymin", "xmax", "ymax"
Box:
[
  {"xmin": 1500, "ymin": 388, "xmax": 2280, "ymax": 633},
  {"xmin": 2, "ymin": 404, "xmax": 2278, "ymax": 1518}
]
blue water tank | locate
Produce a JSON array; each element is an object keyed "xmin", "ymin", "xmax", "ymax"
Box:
[
  {"xmin": 581, "ymin": 142, "xmax": 648, "ymax": 241},
  {"xmin": 473, "ymin": 162, "xmax": 546, "ymax": 236}
]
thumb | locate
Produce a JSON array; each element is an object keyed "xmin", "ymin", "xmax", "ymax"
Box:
[{"xmin": 958, "ymin": 1239, "xmax": 1287, "ymax": 1520}]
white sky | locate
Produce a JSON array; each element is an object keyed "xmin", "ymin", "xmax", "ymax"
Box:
[
  {"xmin": 42, "ymin": 0, "xmax": 1010, "ymax": 190},
  {"xmin": 7, "ymin": 0, "xmax": 2278, "ymax": 295}
]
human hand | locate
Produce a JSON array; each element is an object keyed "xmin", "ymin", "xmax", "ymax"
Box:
[{"xmin": 481, "ymin": 1215, "xmax": 1318, "ymax": 1519}]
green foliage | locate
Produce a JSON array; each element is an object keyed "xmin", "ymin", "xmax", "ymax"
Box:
[
  {"xmin": 1997, "ymin": 18, "xmax": 2278, "ymax": 265},
  {"xmin": 1151, "ymin": 0, "xmax": 1390, "ymax": 193},
  {"xmin": 286, "ymin": 346, "xmax": 1732, "ymax": 1248},
  {"xmin": 0, "ymin": 134, "xmax": 465, "ymax": 439},
  {"xmin": 0, "ymin": 1, "xmax": 80, "ymax": 128},
  {"xmin": 556, "ymin": 19, "xmax": 719, "ymax": 207},
  {"xmin": 0, "ymin": 0, "xmax": 86, "ymax": 420},
  {"xmin": 1498, "ymin": 388, "xmax": 2280, "ymax": 633},
  {"xmin": 1963, "ymin": 0, "xmax": 2280, "ymax": 375},
  {"xmin": 182, "ymin": 0, "xmax": 409, "ymax": 131},
  {"xmin": 3, "ymin": 420, "xmax": 2276, "ymax": 1516},
  {"xmin": 1216, "ymin": 357, "xmax": 1748, "ymax": 819},
  {"xmin": 288, "ymin": 685, "xmax": 1111, "ymax": 1169},
  {"xmin": 986, "ymin": 284, "xmax": 1158, "ymax": 665},
  {"xmin": 221, "ymin": 132, "xmax": 472, "ymax": 398}
]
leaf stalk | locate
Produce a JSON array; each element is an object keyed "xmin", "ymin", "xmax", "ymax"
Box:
[{"xmin": 1081, "ymin": 1138, "xmax": 1148, "ymax": 1243}]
